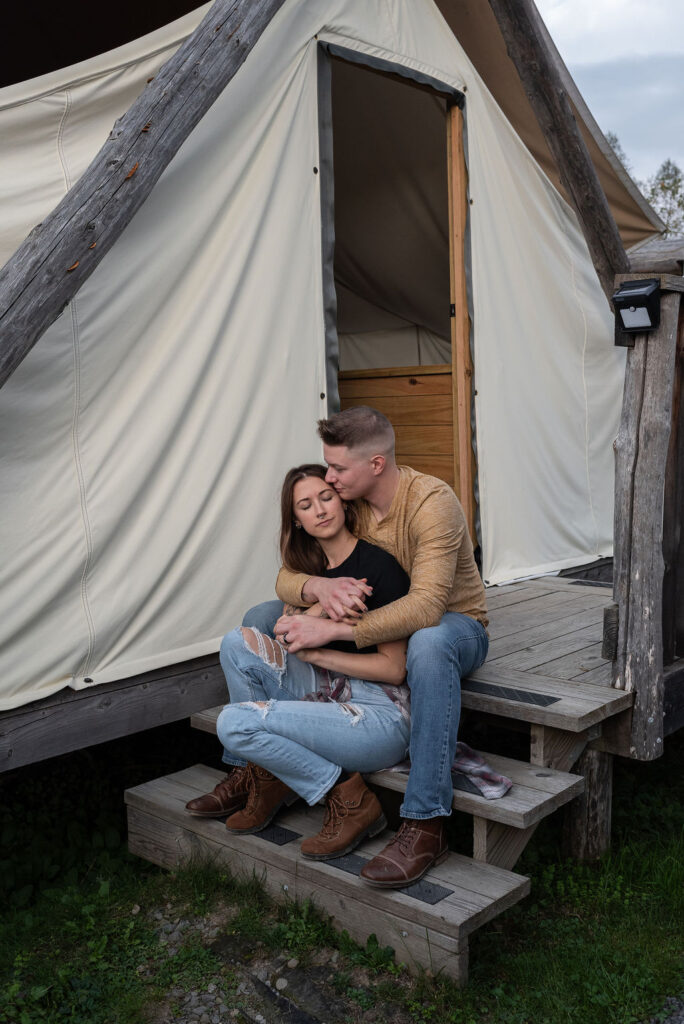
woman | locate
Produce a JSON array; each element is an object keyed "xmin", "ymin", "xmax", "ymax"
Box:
[{"xmin": 186, "ymin": 464, "xmax": 411, "ymax": 861}]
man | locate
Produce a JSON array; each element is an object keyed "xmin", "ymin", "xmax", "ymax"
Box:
[{"xmin": 272, "ymin": 406, "xmax": 489, "ymax": 887}]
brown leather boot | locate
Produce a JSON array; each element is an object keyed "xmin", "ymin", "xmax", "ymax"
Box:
[
  {"xmin": 300, "ymin": 773, "xmax": 387, "ymax": 861},
  {"xmin": 359, "ymin": 817, "xmax": 449, "ymax": 887},
  {"xmin": 224, "ymin": 763, "xmax": 298, "ymax": 834},
  {"xmin": 185, "ymin": 765, "xmax": 250, "ymax": 818}
]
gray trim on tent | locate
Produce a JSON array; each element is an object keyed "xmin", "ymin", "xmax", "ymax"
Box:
[{"xmin": 317, "ymin": 45, "xmax": 340, "ymax": 414}]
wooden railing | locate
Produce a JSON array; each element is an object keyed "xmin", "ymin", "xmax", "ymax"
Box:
[{"xmin": 608, "ymin": 269, "xmax": 684, "ymax": 759}]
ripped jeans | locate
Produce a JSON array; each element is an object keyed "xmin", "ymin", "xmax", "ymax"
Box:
[{"xmin": 216, "ymin": 627, "xmax": 410, "ymax": 806}]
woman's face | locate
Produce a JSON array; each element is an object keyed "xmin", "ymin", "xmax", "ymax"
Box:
[{"xmin": 292, "ymin": 476, "xmax": 347, "ymax": 540}]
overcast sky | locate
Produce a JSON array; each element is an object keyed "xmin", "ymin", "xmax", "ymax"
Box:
[{"xmin": 535, "ymin": 0, "xmax": 684, "ymax": 184}]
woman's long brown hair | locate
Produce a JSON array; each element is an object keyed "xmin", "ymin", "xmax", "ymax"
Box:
[{"xmin": 279, "ymin": 464, "xmax": 358, "ymax": 575}]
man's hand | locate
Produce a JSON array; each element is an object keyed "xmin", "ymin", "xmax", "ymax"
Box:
[
  {"xmin": 274, "ymin": 614, "xmax": 353, "ymax": 652},
  {"xmin": 302, "ymin": 576, "xmax": 373, "ymax": 621}
]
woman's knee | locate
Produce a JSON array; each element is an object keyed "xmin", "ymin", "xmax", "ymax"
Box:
[
  {"xmin": 241, "ymin": 599, "xmax": 282, "ymax": 634},
  {"xmin": 217, "ymin": 702, "xmax": 268, "ymax": 752}
]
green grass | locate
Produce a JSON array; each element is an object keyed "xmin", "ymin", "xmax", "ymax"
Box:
[{"xmin": 0, "ymin": 722, "xmax": 682, "ymax": 1023}]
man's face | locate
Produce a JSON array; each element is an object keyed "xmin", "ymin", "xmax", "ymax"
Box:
[{"xmin": 323, "ymin": 444, "xmax": 377, "ymax": 500}]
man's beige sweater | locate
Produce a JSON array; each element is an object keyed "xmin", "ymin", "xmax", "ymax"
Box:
[{"xmin": 276, "ymin": 466, "xmax": 488, "ymax": 649}]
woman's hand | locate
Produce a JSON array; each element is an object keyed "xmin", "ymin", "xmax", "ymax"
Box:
[{"xmin": 293, "ymin": 648, "xmax": 319, "ymax": 664}]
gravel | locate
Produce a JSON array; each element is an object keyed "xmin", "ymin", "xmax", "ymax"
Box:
[{"xmin": 142, "ymin": 900, "xmax": 682, "ymax": 1024}]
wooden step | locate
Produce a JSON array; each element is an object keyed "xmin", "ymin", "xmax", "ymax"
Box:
[
  {"xmin": 191, "ymin": 705, "xmax": 582, "ymax": 829},
  {"xmin": 125, "ymin": 764, "xmax": 530, "ymax": 984},
  {"xmin": 462, "ymin": 664, "xmax": 633, "ymax": 731}
]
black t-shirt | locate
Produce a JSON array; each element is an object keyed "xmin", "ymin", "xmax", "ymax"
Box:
[{"xmin": 323, "ymin": 538, "xmax": 410, "ymax": 654}]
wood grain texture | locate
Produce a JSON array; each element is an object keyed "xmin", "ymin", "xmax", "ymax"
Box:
[
  {"xmin": 338, "ymin": 365, "xmax": 451, "ymax": 380},
  {"xmin": 472, "ymin": 819, "xmax": 537, "ymax": 871},
  {"xmin": 662, "ymin": 301, "xmax": 684, "ymax": 661},
  {"xmin": 189, "ymin": 707, "xmax": 583, "ymax": 831},
  {"xmin": 529, "ymin": 724, "xmax": 600, "ymax": 772},
  {"xmin": 447, "ymin": 105, "xmax": 476, "ymax": 535},
  {"xmin": 125, "ymin": 764, "xmax": 531, "ymax": 980},
  {"xmin": 0, "ymin": 0, "xmax": 286, "ymax": 387},
  {"xmin": 562, "ymin": 748, "xmax": 613, "ymax": 861},
  {"xmin": 127, "ymin": 806, "xmax": 469, "ymax": 980},
  {"xmin": 392, "ymin": 424, "xmax": 454, "ymax": 455},
  {"xmin": 394, "ymin": 455, "xmax": 454, "ymax": 485},
  {"xmin": 341, "ymin": 394, "xmax": 453, "ymax": 425},
  {"xmin": 486, "ymin": 0, "xmax": 629, "ymax": 300},
  {"xmin": 623, "ymin": 293, "xmax": 680, "ymax": 758},
  {"xmin": 0, "ymin": 656, "xmax": 225, "ymax": 771},
  {"xmin": 613, "ymin": 331, "xmax": 647, "ymax": 691},
  {"xmin": 338, "ymin": 368, "xmax": 452, "ymax": 397},
  {"xmin": 614, "ymin": 273, "xmax": 684, "ymax": 295}
]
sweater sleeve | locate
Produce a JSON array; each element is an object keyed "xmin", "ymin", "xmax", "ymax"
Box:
[
  {"xmin": 275, "ymin": 566, "xmax": 313, "ymax": 606},
  {"xmin": 352, "ymin": 487, "xmax": 465, "ymax": 648}
]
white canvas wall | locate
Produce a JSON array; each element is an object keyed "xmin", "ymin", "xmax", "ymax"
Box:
[{"xmin": 0, "ymin": 0, "xmax": 623, "ymax": 709}]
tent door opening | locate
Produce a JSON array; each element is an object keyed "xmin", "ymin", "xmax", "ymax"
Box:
[{"xmin": 320, "ymin": 49, "xmax": 475, "ymax": 536}]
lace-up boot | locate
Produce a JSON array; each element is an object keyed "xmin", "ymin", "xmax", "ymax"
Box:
[
  {"xmin": 224, "ymin": 763, "xmax": 298, "ymax": 834},
  {"xmin": 300, "ymin": 773, "xmax": 387, "ymax": 861},
  {"xmin": 359, "ymin": 817, "xmax": 448, "ymax": 887},
  {"xmin": 185, "ymin": 765, "xmax": 250, "ymax": 818}
]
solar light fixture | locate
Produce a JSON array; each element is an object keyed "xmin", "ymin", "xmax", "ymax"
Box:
[{"xmin": 613, "ymin": 278, "xmax": 660, "ymax": 345}]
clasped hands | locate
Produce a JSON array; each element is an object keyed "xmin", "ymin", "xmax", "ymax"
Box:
[{"xmin": 274, "ymin": 575, "xmax": 372, "ymax": 654}]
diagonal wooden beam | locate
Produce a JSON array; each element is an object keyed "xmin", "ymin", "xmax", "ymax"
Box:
[
  {"xmin": 486, "ymin": 0, "xmax": 629, "ymax": 301},
  {"xmin": 0, "ymin": 0, "xmax": 285, "ymax": 389}
]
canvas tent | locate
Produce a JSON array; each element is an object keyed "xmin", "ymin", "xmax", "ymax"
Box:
[{"xmin": 0, "ymin": 0, "xmax": 661, "ymax": 713}]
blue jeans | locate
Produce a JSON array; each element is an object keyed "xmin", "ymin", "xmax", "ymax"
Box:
[
  {"xmin": 239, "ymin": 602, "xmax": 488, "ymax": 820},
  {"xmin": 216, "ymin": 627, "xmax": 410, "ymax": 805}
]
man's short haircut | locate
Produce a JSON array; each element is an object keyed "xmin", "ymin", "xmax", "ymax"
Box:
[{"xmin": 317, "ymin": 406, "xmax": 395, "ymax": 456}]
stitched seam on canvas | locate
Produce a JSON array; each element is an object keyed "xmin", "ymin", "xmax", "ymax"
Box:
[
  {"xmin": 56, "ymin": 93, "xmax": 97, "ymax": 678},
  {"xmin": 69, "ymin": 300, "xmax": 97, "ymax": 679},
  {"xmin": 56, "ymin": 90, "xmax": 72, "ymax": 191},
  {"xmin": 569, "ymin": 250, "xmax": 600, "ymax": 554}
]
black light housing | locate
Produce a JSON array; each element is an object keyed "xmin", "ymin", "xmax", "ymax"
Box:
[{"xmin": 612, "ymin": 278, "xmax": 661, "ymax": 338}]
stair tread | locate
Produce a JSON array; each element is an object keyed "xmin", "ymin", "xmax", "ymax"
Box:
[
  {"xmin": 125, "ymin": 764, "xmax": 530, "ymax": 942},
  {"xmin": 462, "ymin": 664, "xmax": 633, "ymax": 730},
  {"xmin": 190, "ymin": 706, "xmax": 583, "ymax": 828}
]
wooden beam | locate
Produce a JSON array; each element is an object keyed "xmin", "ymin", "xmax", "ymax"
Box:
[
  {"xmin": 562, "ymin": 748, "xmax": 613, "ymax": 861},
  {"xmin": 486, "ymin": 0, "xmax": 629, "ymax": 300},
  {"xmin": 0, "ymin": 0, "xmax": 285, "ymax": 389},
  {"xmin": 0, "ymin": 655, "xmax": 226, "ymax": 771},
  {"xmin": 447, "ymin": 104, "xmax": 476, "ymax": 538},
  {"xmin": 662, "ymin": 301, "xmax": 684, "ymax": 662},
  {"xmin": 612, "ymin": 291, "xmax": 681, "ymax": 758}
]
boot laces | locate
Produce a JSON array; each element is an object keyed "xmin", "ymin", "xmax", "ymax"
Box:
[
  {"xmin": 243, "ymin": 764, "xmax": 262, "ymax": 813},
  {"xmin": 387, "ymin": 821, "xmax": 415, "ymax": 855},
  {"xmin": 320, "ymin": 791, "xmax": 347, "ymax": 838},
  {"xmin": 214, "ymin": 765, "xmax": 247, "ymax": 801}
]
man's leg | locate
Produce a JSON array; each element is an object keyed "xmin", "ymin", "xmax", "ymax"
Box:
[
  {"xmin": 360, "ymin": 613, "xmax": 488, "ymax": 886},
  {"xmin": 402, "ymin": 613, "xmax": 489, "ymax": 818}
]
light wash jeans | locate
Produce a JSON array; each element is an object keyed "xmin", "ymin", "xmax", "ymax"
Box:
[
  {"xmin": 216, "ymin": 626, "xmax": 410, "ymax": 806},
  {"xmin": 240, "ymin": 601, "xmax": 489, "ymax": 820}
]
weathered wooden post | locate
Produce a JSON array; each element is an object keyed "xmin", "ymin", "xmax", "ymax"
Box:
[
  {"xmin": 609, "ymin": 269, "xmax": 684, "ymax": 759},
  {"xmin": 0, "ymin": 0, "xmax": 285, "ymax": 390}
]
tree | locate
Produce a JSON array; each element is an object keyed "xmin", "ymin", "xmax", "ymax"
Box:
[
  {"xmin": 605, "ymin": 131, "xmax": 632, "ymax": 175},
  {"xmin": 641, "ymin": 159, "xmax": 684, "ymax": 238}
]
